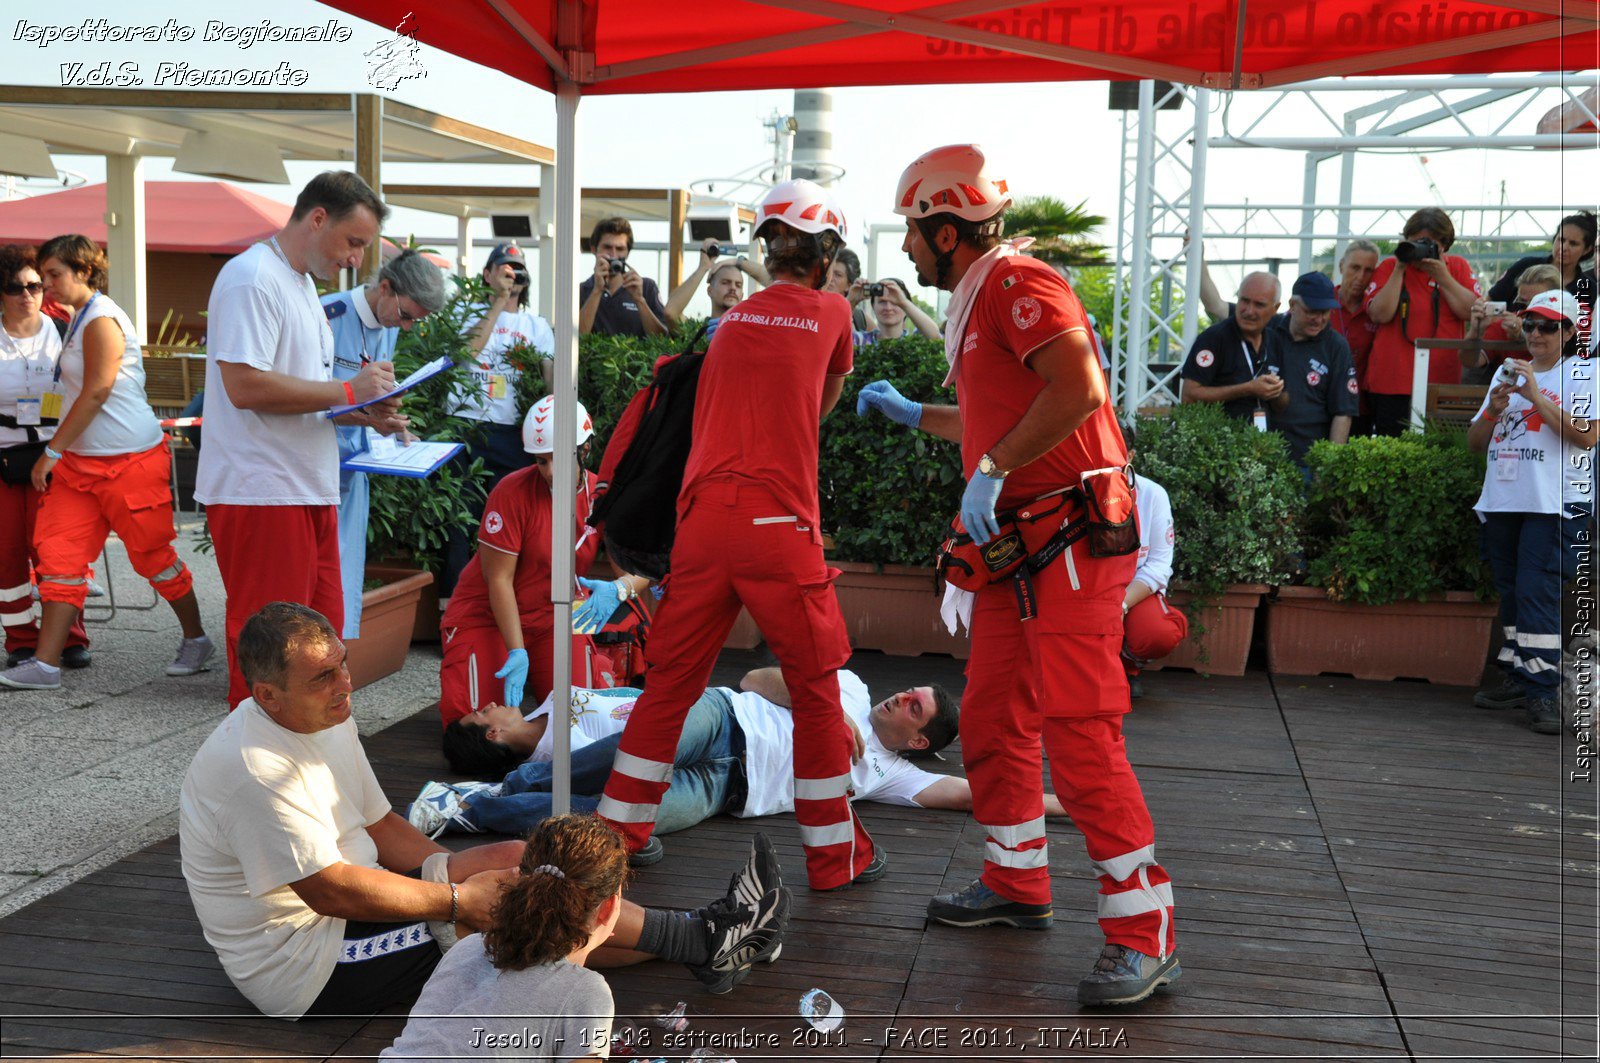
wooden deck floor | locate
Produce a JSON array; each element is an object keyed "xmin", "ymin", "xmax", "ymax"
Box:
[{"xmin": 3, "ymin": 652, "xmax": 1596, "ymax": 1061}]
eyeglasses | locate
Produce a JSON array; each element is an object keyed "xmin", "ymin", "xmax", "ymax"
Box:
[
  {"xmin": 1523, "ymin": 318, "xmax": 1567, "ymax": 335},
  {"xmin": 2, "ymin": 282, "xmax": 43, "ymax": 296},
  {"xmin": 386, "ymin": 290, "xmax": 423, "ymax": 323}
]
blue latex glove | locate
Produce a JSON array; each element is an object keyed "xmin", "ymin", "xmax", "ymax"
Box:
[
  {"xmin": 855, "ymin": 379, "xmax": 922, "ymax": 428},
  {"xmin": 495, "ymin": 648, "xmax": 529, "ymax": 708},
  {"xmin": 960, "ymin": 468, "xmax": 1006, "ymax": 546},
  {"xmin": 572, "ymin": 576, "xmax": 622, "ymax": 635}
]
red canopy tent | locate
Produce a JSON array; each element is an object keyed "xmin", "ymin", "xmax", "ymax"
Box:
[{"xmin": 322, "ymin": 0, "xmax": 1598, "ymax": 807}]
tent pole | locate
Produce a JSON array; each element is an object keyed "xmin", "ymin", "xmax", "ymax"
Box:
[
  {"xmin": 549, "ymin": 79, "xmax": 582, "ymax": 818},
  {"xmin": 1180, "ymin": 87, "xmax": 1208, "ymax": 365},
  {"xmin": 1123, "ymin": 81, "xmax": 1155, "ymax": 417}
]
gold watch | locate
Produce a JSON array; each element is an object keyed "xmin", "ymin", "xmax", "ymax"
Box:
[{"xmin": 977, "ymin": 453, "xmax": 1007, "ymax": 479}]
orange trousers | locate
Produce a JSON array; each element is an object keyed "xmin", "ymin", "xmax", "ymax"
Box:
[
  {"xmin": 0, "ymin": 476, "xmax": 89, "ymax": 653},
  {"xmin": 34, "ymin": 443, "xmax": 191, "ymax": 612}
]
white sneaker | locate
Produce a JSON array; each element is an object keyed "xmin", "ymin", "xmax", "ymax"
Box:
[
  {"xmin": 166, "ymin": 636, "xmax": 214, "ymax": 677},
  {"xmin": 408, "ymin": 781, "xmax": 488, "ymax": 839},
  {"xmin": 86, "ymin": 578, "xmax": 107, "ymax": 599},
  {"xmin": 0, "ymin": 658, "xmax": 62, "ymax": 690}
]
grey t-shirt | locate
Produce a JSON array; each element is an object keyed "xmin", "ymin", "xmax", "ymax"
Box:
[{"xmin": 381, "ymin": 938, "xmax": 613, "ymax": 1062}]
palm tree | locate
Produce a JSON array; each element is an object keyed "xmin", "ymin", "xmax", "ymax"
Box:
[{"xmin": 1002, "ymin": 196, "xmax": 1108, "ymax": 268}]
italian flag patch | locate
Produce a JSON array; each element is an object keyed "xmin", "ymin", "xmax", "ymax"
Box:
[{"xmin": 1001, "ymin": 274, "xmax": 1022, "ymax": 289}]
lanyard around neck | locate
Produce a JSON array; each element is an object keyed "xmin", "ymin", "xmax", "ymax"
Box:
[{"xmin": 55, "ymin": 293, "xmax": 99, "ymax": 384}]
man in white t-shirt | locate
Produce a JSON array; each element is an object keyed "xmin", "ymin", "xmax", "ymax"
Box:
[
  {"xmin": 197, "ymin": 171, "xmax": 407, "ymax": 708},
  {"xmin": 413, "ymin": 668, "xmax": 1069, "ymax": 839},
  {"xmin": 439, "ymin": 242, "xmax": 557, "ymax": 600},
  {"xmin": 182, "ymin": 602, "xmax": 798, "ymax": 1018}
]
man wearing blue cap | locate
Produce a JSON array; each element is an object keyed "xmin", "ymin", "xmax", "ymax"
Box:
[{"xmin": 1259, "ymin": 271, "xmax": 1359, "ymax": 467}]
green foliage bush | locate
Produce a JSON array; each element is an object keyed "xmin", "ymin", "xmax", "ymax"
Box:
[
  {"xmin": 1301, "ymin": 432, "xmax": 1493, "ymax": 604},
  {"xmin": 1133, "ymin": 403, "xmax": 1304, "ymax": 611},
  {"xmin": 819, "ymin": 336, "xmax": 963, "ymax": 566}
]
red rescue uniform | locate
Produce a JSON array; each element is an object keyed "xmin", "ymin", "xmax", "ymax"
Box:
[
  {"xmin": 597, "ymin": 282, "xmax": 873, "ymax": 890},
  {"xmin": 956, "ymin": 255, "xmax": 1175, "ymax": 959},
  {"xmin": 438, "ymin": 466, "xmax": 607, "ymax": 726},
  {"xmin": 1361, "ymin": 255, "xmax": 1482, "ymax": 395},
  {"xmin": 1, "ymin": 475, "xmax": 89, "ymax": 655}
]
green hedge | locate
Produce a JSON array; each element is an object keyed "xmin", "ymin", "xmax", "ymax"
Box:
[{"xmin": 1302, "ymin": 431, "xmax": 1493, "ymax": 604}]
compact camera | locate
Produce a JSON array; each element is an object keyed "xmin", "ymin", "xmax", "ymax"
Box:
[
  {"xmin": 1495, "ymin": 362, "xmax": 1522, "ymax": 387},
  {"xmin": 1482, "ymin": 301, "xmax": 1507, "ymax": 316},
  {"xmin": 508, "ymin": 264, "xmax": 529, "ymax": 286},
  {"xmin": 1395, "ymin": 238, "xmax": 1442, "ymax": 264},
  {"xmin": 707, "ymin": 244, "xmax": 734, "ymax": 259},
  {"xmin": 608, "ymin": 257, "xmax": 629, "ymax": 275},
  {"xmin": 867, "ymin": 282, "xmax": 887, "ymax": 298}
]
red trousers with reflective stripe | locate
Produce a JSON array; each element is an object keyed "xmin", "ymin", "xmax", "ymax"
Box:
[
  {"xmin": 0, "ymin": 477, "xmax": 88, "ymax": 653},
  {"xmin": 1122, "ymin": 592, "xmax": 1189, "ymax": 673},
  {"xmin": 599, "ymin": 481, "xmax": 873, "ymax": 889},
  {"xmin": 963, "ymin": 540, "xmax": 1175, "ymax": 957},
  {"xmin": 209, "ymin": 503, "xmax": 342, "ymax": 709},
  {"xmin": 34, "ymin": 444, "xmax": 192, "ymax": 611},
  {"xmin": 438, "ymin": 622, "xmax": 613, "ymax": 727}
]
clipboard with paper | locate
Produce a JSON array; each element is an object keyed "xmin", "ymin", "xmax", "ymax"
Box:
[
  {"xmin": 341, "ymin": 439, "xmax": 464, "ymax": 478},
  {"xmin": 323, "ymin": 356, "xmax": 452, "ymax": 419}
]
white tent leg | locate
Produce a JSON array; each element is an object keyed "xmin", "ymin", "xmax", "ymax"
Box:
[
  {"xmin": 1123, "ymin": 81, "xmax": 1155, "ymax": 418},
  {"xmin": 549, "ymin": 79, "xmax": 582, "ymax": 817}
]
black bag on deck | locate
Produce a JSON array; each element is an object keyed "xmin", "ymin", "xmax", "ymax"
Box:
[{"xmin": 587, "ymin": 327, "xmax": 710, "ymax": 580}]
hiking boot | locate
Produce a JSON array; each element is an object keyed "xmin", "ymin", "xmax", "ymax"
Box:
[
  {"xmin": 0, "ymin": 657, "xmax": 61, "ymax": 690},
  {"xmin": 818, "ymin": 846, "xmax": 887, "ymax": 891},
  {"xmin": 926, "ymin": 878, "xmax": 1052, "ymax": 930},
  {"xmin": 407, "ymin": 781, "xmax": 490, "ymax": 839},
  {"xmin": 1474, "ymin": 674, "xmax": 1527, "ymax": 710},
  {"xmin": 1128, "ymin": 674, "xmax": 1144, "ymax": 701},
  {"xmin": 1526, "ymin": 696, "xmax": 1562, "ymax": 735},
  {"xmin": 61, "ymin": 645, "xmax": 91, "ymax": 669},
  {"xmin": 166, "ymin": 636, "xmax": 214, "ymax": 677},
  {"xmin": 1077, "ymin": 942, "xmax": 1182, "ymax": 1005},
  {"xmin": 629, "ymin": 836, "xmax": 664, "ymax": 868},
  {"xmin": 686, "ymin": 888, "xmax": 789, "ymax": 994}
]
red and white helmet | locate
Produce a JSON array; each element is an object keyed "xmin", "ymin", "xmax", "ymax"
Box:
[
  {"xmin": 523, "ymin": 394, "xmax": 594, "ymax": 455},
  {"xmin": 894, "ymin": 144, "xmax": 1011, "ymax": 223},
  {"xmin": 755, "ymin": 178, "xmax": 848, "ymax": 241}
]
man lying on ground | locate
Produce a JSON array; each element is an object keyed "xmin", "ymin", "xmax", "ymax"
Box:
[
  {"xmin": 409, "ymin": 668, "xmax": 1068, "ymax": 842},
  {"xmin": 178, "ymin": 603, "xmax": 792, "ymax": 1018}
]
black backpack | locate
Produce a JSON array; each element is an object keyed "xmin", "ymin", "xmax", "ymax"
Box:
[{"xmin": 587, "ymin": 326, "xmax": 711, "ymax": 579}]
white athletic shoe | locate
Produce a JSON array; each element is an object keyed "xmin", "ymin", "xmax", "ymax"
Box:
[
  {"xmin": 166, "ymin": 636, "xmax": 215, "ymax": 677},
  {"xmin": 408, "ymin": 781, "xmax": 494, "ymax": 839}
]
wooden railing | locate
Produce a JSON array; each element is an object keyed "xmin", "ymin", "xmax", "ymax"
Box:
[
  {"xmin": 141, "ymin": 348, "xmax": 206, "ymax": 417},
  {"xmin": 1410, "ymin": 338, "xmax": 1525, "ymax": 430}
]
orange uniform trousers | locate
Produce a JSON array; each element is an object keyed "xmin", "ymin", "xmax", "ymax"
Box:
[{"xmin": 0, "ymin": 474, "xmax": 89, "ymax": 653}]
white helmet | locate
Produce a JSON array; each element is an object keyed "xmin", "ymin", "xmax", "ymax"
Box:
[
  {"xmin": 755, "ymin": 178, "xmax": 848, "ymax": 241},
  {"xmin": 523, "ymin": 394, "xmax": 594, "ymax": 455},
  {"xmin": 894, "ymin": 144, "xmax": 1011, "ymax": 223}
]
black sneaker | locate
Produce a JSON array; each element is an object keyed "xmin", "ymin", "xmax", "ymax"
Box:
[
  {"xmin": 686, "ymin": 888, "xmax": 789, "ymax": 994},
  {"xmin": 4, "ymin": 648, "xmax": 33, "ymax": 669},
  {"xmin": 1077, "ymin": 943, "xmax": 1181, "ymax": 1005},
  {"xmin": 62, "ymin": 645, "xmax": 91, "ymax": 669},
  {"xmin": 1474, "ymin": 674, "xmax": 1527, "ymax": 710},
  {"xmin": 629, "ymin": 836, "xmax": 665, "ymax": 868},
  {"xmin": 1128, "ymin": 674, "xmax": 1144, "ymax": 701},
  {"xmin": 818, "ymin": 846, "xmax": 887, "ymax": 891},
  {"xmin": 926, "ymin": 878, "xmax": 1052, "ymax": 929},
  {"xmin": 1526, "ymin": 696, "xmax": 1562, "ymax": 735}
]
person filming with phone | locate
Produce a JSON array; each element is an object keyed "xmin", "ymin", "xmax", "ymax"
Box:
[{"xmin": 579, "ymin": 217, "xmax": 668, "ymax": 337}]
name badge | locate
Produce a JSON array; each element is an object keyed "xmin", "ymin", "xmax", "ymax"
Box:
[
  {"xmin": 1252, "ymin": 408, "xmax": 1269, "ymax": 434},
  {"xmin": 39, "ymin": 393, "xmax": 63, "ymax": 420},
  {"xmin": 487, "ymin": 373, "xmax": 508, "ymax": 400},
  {"xmin": 1495, "ymin": 451, "xmax": 1520, "ymax": 482},
  {"xmin": 15, "ymin": 396, "xmax": 41, "ymax": 426}
]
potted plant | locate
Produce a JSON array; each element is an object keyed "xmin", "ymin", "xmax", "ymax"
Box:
[
  {"xmin": 820, "ymin": 336, "xmax": 971, "ymax": 657},
  {"xmin": 1134, "ymin": 403, "xmax": 1304, "ymax": 675},
  {"xmin": 1269, "ymin": 430, "xmax": 1496, "ymax": 685}
]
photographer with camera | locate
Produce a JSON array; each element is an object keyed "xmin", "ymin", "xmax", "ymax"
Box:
[
  {"xmin": 853, "ymin": 278, "xmax": 941, "ymax": 345},
  {"xmin": 579, "ymin": 217, "xmax": 668, "ymax": 338},
  {"xmin": 663, "ymin": 238, "xmax": 749, "ymax": 331},
  {"xmin": 1362, "ymin": 208, "xmax": 1482, "ymax": 436}
]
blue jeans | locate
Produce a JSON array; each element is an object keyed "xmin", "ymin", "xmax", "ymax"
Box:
[
  {"xmin": 461, "ymin": 689, "xmax": 742, "ymax": 836},
  {"xmin": 1480, "ymin": 503, "xmax": 1593, "ymax": 695}
]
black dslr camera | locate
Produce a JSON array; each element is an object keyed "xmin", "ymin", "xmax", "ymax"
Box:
[
  {"xmin": 608, "ymin": 257, "xmax": 628, "ymax": 275},
  {"xmin": 867, "ymin": 282, "xmax": 886, "ymax": 298},
  {"xmin": 1395, "ymin": 238, "xmax": 1441, "ymax": 264}
]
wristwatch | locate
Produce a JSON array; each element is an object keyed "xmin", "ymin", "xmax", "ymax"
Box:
[{"xmin": 977, "ymin": 453, "xmax": 1007, "ymax": 479}]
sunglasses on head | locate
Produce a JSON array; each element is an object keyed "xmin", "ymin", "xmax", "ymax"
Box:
[
  {"xmin": 1523, "ymin": 318, "xmax": 1568, "ymax": 335},
  {"xmin": 2, "ymin": 281, "xmax": 43, "ymax": 296}
]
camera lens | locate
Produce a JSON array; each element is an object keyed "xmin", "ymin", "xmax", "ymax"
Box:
[
  {"xmin": 609, "ymin": 258, "xmax": 627, "ymax": 274},
  {"xmin": 868, "ymin": 283, "xmax": 885, "ymax": 298}
]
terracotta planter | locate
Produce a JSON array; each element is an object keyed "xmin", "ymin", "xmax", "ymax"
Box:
[
  {"xmin": 345, "ymin": 567, "xmax": 433, "ymax": 690},
  {"xmin": 367, "ymin": 563, "xmax": 443, "ymax": 643},
  {"xmin": 833, "ymin": 562, "xmax": 970, "ymax": 660},
  {"xmin": 1266, "ymin": 585, "xmax": 1496, "ymax": 686},
  {"xmin": 1146, "ymin": 584, "xmax": 1267, "ymax": 677}
]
